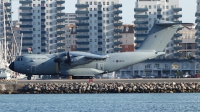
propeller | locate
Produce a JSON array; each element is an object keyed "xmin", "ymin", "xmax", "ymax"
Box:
[
  {"xmin": 64, "ymin": 51, "xmax": 71, "ymax": 66},
  {"xmin": 54, "ymin": 54, "xmax": 62, "ymax": 73}
]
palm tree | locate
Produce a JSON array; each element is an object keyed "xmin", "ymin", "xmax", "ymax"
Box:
[{"xmin": 175, "ymin": 70, "xmax": 183, "ymax": 78}]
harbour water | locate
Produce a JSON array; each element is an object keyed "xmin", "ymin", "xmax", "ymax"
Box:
[{"xmin": 0, "ymin": 94, "xmax": 200, "ymax": 112}]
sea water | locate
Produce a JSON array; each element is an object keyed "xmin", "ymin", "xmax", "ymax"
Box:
[{"xmin": 0, "ymin": 94, "xmax": 200, "ymax": 112}]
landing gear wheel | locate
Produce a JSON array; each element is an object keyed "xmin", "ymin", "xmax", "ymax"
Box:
[{"xmin": 27, "ymin": 76, "xmax": 31, "ymax": 80}]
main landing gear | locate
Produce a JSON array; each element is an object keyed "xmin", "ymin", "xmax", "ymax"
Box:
[
  {"xmin": 72, "ymin": 76, "xmax": 93, "ymax": 79},
  {"xmin": 26, "ymin": 75, "xmax": 32, "ymax": 80}
]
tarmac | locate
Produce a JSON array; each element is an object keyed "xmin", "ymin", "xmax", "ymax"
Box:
[{"xmin": 5, "ymin": 78, "xmax": 200, "ymax": 84}]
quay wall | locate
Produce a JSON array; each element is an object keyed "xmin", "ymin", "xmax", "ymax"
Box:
[{"xmin": 1, "ymin": 82, "xmax": 200, "ymax": 94}]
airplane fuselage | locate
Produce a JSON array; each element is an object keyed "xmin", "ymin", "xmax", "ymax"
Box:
[{"xmin": 10, "ymin": 50, "xmax": 163, "ymax": 77}]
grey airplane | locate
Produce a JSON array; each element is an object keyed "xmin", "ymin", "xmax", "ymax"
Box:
[{"xmin": 9, "ymin": 20, "xmax": 181, "ymax": 80}]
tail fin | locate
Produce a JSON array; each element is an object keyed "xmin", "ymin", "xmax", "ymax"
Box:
[{"xmin": 138, "ymin": 20, "xmax": 181, "ymax": 52}]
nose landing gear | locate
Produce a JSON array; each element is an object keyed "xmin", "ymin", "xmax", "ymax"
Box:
[{"xmin": 26, "ymin": 75, "xmax": 32, "ymax": 80}]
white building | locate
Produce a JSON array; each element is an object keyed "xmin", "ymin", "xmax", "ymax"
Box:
[
  {"xmin": 65, "ymin": 25, "xmax": 77, "ymax": 51},
  {"xmin": 65, "ymin": 13, "xmax": 76, "ymax": 25},
  {"xmin": 75, "ymin": 0, "xmax": 122, "ymax": 54},
  {"xmin": 19, "ymin": 0, "xmax": 65, "ymax": 54},
  {"xmin": 134, "ymin": 0, "xmax": 182, "ymax": 59}
]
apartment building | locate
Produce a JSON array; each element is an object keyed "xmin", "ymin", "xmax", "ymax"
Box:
[
  {"xmin": 65, "ymin": 13, "xmax": 76, "ymax": 25},
  {"xmin": 19, "ymin": 0, "xmax": 65, "ymax": 54},
  {"xmin": 75, "ymin": 0, "xmax": 122, "ymax": 54},
  {"xmin": 196, "ymin": 0, "xmax": 200, "ymax": 58},
  {"xmin": 65, "ymin": 25, "xmax": 77, "ymax": 51},
  {"xmin": 134, "ymin": 0, "xmax": 182, "ymax": 59}
]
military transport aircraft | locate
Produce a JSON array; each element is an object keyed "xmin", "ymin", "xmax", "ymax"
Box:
[{"xmin": 9, "ymin": 20, "xmax": 181, "ymax": 80}]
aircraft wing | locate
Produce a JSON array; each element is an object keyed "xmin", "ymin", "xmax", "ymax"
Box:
[{"xmin": 69, "ymin": 51, "xmax": 108, "ymax": 59}]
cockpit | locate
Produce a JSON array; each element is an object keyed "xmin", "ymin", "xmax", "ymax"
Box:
[{"xmin": 15, "ymin": 57, "xmax": 23, "ymax": 62}]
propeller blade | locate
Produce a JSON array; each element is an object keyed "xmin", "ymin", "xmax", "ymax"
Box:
[{"xmin": 67, "ymin": 52, "xmax": 71, "ymax": 66}]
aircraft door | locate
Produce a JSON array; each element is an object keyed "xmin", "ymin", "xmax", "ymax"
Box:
[
  {"xmin": 31, "ymin": 66, "xmax": 36, "ymax": 74},
  {"xmin": 96, "ymin": 63, "xmax": 104, "ymax": 71}
]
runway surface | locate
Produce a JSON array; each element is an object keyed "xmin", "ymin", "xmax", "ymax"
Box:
[{"xmin": 7, "ymin": 78, "xmax": 200, "ymax": 84}]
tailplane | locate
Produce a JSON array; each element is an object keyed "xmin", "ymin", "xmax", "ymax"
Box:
[{"xmin": 138, "ymin": 20, "xmax": 181, "ymax": 52}]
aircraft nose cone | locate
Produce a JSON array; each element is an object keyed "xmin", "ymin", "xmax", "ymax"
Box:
[{"xmin": 9, "ymin": 62, "xmax": 14, "ymax": 71}]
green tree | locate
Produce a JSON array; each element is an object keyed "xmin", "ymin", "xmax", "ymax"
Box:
[{"xmin": 175, "ymin": 70, "xmax": 183, "ymax": 78}]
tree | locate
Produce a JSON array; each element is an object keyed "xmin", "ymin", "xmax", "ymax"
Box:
[{"xmin": 175, "ymin": 70, "xmax": 183, "ymax": 78}]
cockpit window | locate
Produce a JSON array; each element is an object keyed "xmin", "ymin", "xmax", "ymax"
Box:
[{"xmin": 16, "ymin": 58, "xmax": 23, "ymax": 61}]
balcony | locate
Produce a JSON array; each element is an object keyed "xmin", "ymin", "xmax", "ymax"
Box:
[
  {"xmin": 157, "ymin": 8, "xmax": 162, "ymax": 11},
  {"xmin": 41, "ymin": 19, "xmax": 45, "ymax": 21},
  {"xmin": 174, "ymin": 52, "xmax": 182, "ymax": 56},
  {"xmin": 195, "ymin": 12, "xmax": 200, "ymax": 17},
  {"xmin": 6, "ymin": 26, "xmax": 11, "ymax": 30},
  {"xmin": 114, "ymin": 22, "xmax": 122, "ymax": 26},
  {"xmin": 134, "ymin": 14, "xmax": 148, "ymax": 18},
  {"xmin": 5, "ymin": 15, "xmax": 11, "ymax": 18},
  {"xmin": 98, "ymin": 23, "xmax": 102, "ymax": 26},
  {"xmin": 57, "ymin": 18, "xmax": 65, "ymax": 22},
  {"xmin": 114, "ymin": 47, "xmax": 122, "ymax": 51},
  {"xmin": 19, "ymin": 0, "xmax": 32, "ymax": 4},
  {"xmin": 134, "ymin": 8, "xmax": 148, "ymax": 12},
  {"xmin": 76, "ymin": 23, "xmax": 89, "ymax": 26},
  {"xmin": 113, "ymin": 10, "xmax": 122, "ymax": 14},
  {"xmin": 196, "ymin": 32, "xmax": 200, "ymax": 36},
  {"xmin": 23, "ymin": 37, "xmax": 33, "ymax": 40},
  {"xmin": 41, "ymin": 7, "xmax": 45, "ymax": 10},
  {"xmin": 76, "ymin": 17, "xmax": 89, "ymax": 20},
  {"xmin": 174, "ymin": 33, "xmax": 182, "ymax": 37},
  {"xmin": 76, "ymin": 29, "xmax": 89, "ymax": 32},
  {"xmin": 173, "ymin": 8, "xmax": 182, "ymax": 12},
  {"xmin": 173, "ymin": 14, "xmax": 182, "ymax": 18},
  {"xmin": 41, "ymin": 43, "xmax": 47, "ymax": 46},
  {"xmin": 75, "ymin": 4, "xmax": 89, "ymax": 8},
  {"xmin": 135, "ymin": 39, "xmax": 143, "ymax": 43},
  {"xmin": 114, "ymin": 16, "xmax": 122, "ymax": 20},
  {"xmin": 4, "ymin": 3, "xmax": 11, "ymax": 6},
  {"xmin": 56, "ymin": 1, "xmax": 65, "ymax": 4},
  {"xmin": 75, "ymin": 10, "xmax": 89, "ymax": 14},
  {"xmin": 5, "ymin": 9, "xmax": 11, "ymax": 12},
  {"xmin": 6, "ymin": 32, "xmax": 12, "ymax": 36},
  {"xmin": 57, "ymin": 7, "xmax": 65, "ymax": 10},
  {"xmin": 57, "ymin": 31, "xmax": 65, "ymax": 34},
  {"xmin": 76, "ymin": 42, "xmax": 89, "ymax": 45},
  {"xmin": 134, "ymin": 21, "xmax": 148, "ymax": 24},
  {"xmin": 98, "ymin": 29, "xmax": 102, "ymax": 32},
  {"xmin": 177, "ymin": 27, "xmax": 183, "ymax": 31},
  {"xmin": 98, "ymin": 17, "xmax": 102, "ymax": 20},
  {"xmin": 98, "ymin": 48, "xmax": 102, "ymax": 51},
  {"xmin": 197, "ymin": 45, "xmax": 200, "ymax": 49},
  {"xmin": 173, "ymin": 21, "xmax": 182, "ymax": 23},
  {"xmin": 114, "ymin": 29, "xmax": 122, "ymax": 33},
  {"xmin": 98, "ymin": 4, "xmax": 102, "ymax": 8},
  {"xmin": 195, "ymin": 19, "xmax": 200, "ymax": 23},
  {"xmin": 174, "ymin": 46, "xmax": 182, "ymax": 50},
  {"xmin": 98, "ymin": 36, "xmax": 102, "ymax": 38},
  {"xmin": 41, "ymin": 49, "xmax": 47, "ymax": 52},
  {"xmin": 20, "ymin": 25, "xmax": 32, "ymax": 27},
  {"xmin": 113, "ymin": 4, "xmax": 122, "ymax": 8},
  {"xmin": 76, "ymin": 48, "xmax": 89, "ymax": 51},
  {"xmin": 196, "ymin": 26, "xmax": 200, "ymax": 30},
  {"xmin": 135, "ymin": 34, "xmax": 148, "ymax": 37},
  {"xmin": 135, "ymin": 27, "xmax": 148, "ymax": 30},
  {"xmin": 57, "ymin": 37, "xmax": 65, "ymax": 40},
  {"xmin": 41, "ymin": 37, "xmax": 47, "ymax": 40},
  {"xmin": 98, "ymin": 11, "xmax": 102, "ymax": 14},
  {"xmin": 41, "ymin": 25, "xmax": 45, "ymax": 27},
  {"xmin": 57, "ymin": 25, "xmax": 65, "ymax": 28},
  {"xmin": 76, "ymin": 35, "xmax": 89, "ymax": 39},
  {"xmin": 57, "ymin": 49, "xmax": 65, "ymax": 52},
  {"xmin": 41, "ymin": 31, "xmax": 46, "ymax": 34},
  {"xmin": 41, "ymin": 12, "xmax": 45, "ymax": 15},
  {"xmin": 57, "ymin": 13, "xmax": 65, "ymax": 16},
  {"xmin": 114, "ymin": 35, "xmax": 122, "ymax": 39},
  {"xmin": 20, "ymin": 31, "xmax": 32, "ymax": 34},
  {"xmin": 19, "ymin": 6, "xmax": 32, "ymax": 10},
  {"xmin": 196, "ymin": 38, "xmax": 200, "ymax": 42},
  {"xmin": 157, "ymin": 15, "xmax": 162, "ymax": 18},
  {"xmin": 22, "ymin": 43, "xmax": 33, "ymax": 46},
  {"xmin": 57, "ymin": 43, "xmax": 65, "ymax": 46},
  {"xmin": 19, "ymin": 12, "xmax": 32, "ymax": 16},
  {"xmin": 98, "ymin": 42, "xmax": 103, "ymax": 45},
  {"xmin": 41, "ymin": 1, "xmax": 45, "ymax": 4},
  {"xmin": 174, "ymin": 40, "xmax": 182, "ymax": 43},
  {"xmin": 114, "ymin": 41, "xmax": 122, "ymax": 45}
]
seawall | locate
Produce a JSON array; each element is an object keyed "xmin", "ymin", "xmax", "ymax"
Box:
[{"xmin": 1, "ymin": 82, "xmax": 200, "ymax": 94}]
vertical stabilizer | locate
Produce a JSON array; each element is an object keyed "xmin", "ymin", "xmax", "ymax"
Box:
[{"xmin": 138, "ymin": 21, "xmax": 181, "ymax": 52}]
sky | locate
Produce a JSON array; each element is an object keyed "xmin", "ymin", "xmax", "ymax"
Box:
[{"xmin": 11, "ymin": 0, "xmax": 196, "ymax": 24}]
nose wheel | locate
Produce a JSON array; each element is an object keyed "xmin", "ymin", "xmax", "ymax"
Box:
[{"xmin": 26, "ymin": 75, "xmax": 32, "ymax": 80}]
